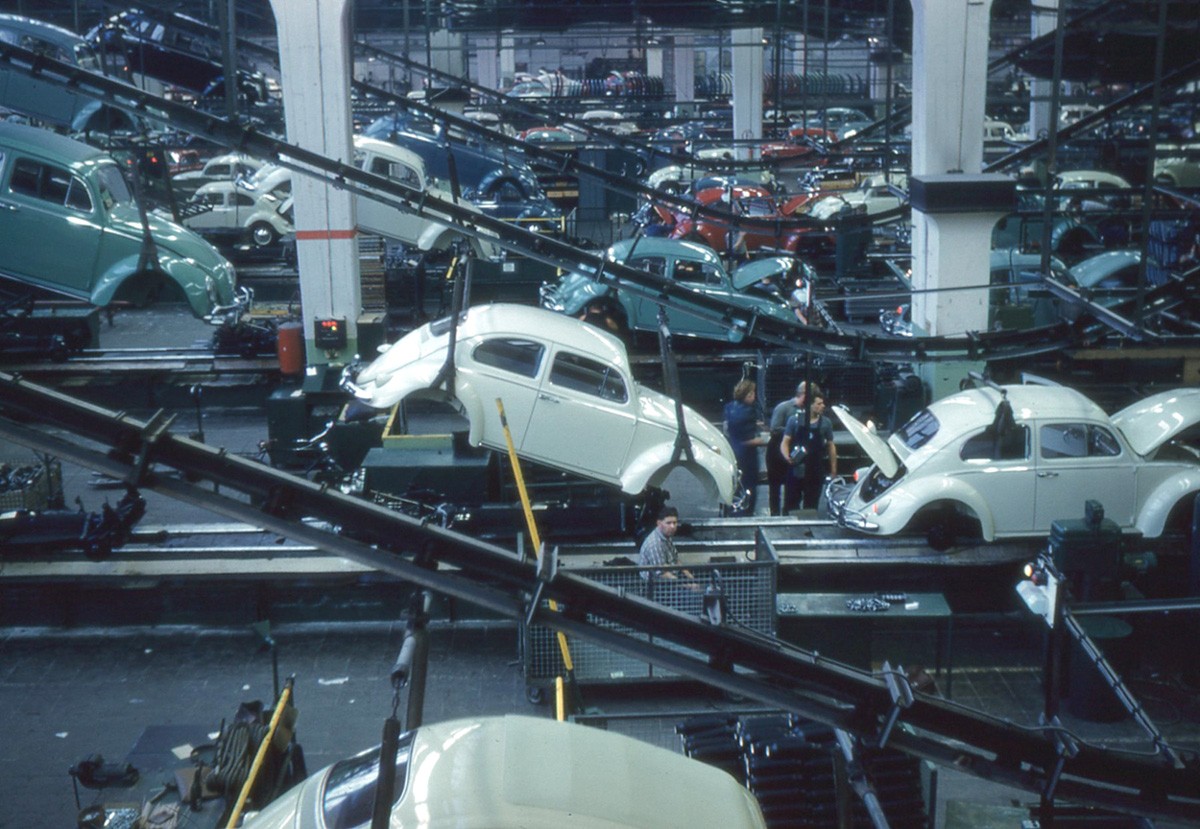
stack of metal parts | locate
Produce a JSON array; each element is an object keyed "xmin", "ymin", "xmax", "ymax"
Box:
[
  {"xmin": 358, "ymin": 234, "xmax": 388, "ymax": 312},
  {"xmin": 677, "ymin": 713, "xmax": 928, "ymax": 829}
]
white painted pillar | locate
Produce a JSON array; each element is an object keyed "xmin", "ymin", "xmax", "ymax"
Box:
[
  {"xmin": 1027, "ymin": 0, "xmax": 1058, "ymax": 139},
  {"xmin": 672, "ymin": 35, "xmax": 695, "ymax": 106},
  {"xmin": 499, "ymin": 32, "xmax": 516, "ymax": 88},
  {"xmin": 475, "ymin": 34, "xmax": 500, "ymax": 92},
  {"xmin": 269, "ymin": 0, "xmax": 360, "ymax": 366},
  {"xmin": 908, "ymin": 0, "xmax": 1000, "ymax": 399},
  {"xmin": 430, "ymin": 30, "xmax": 465, "ymax": 78},
  {"xmin": 910, "ymin": 0, "xmax": 992, "ymax": 177},
  {"xmin": 731, "ymin": 28, "xmax": 764, "ymax": 160},
  {"xmin": 646, "ymin": 46, "xmax": 664, "ymax": 83}
]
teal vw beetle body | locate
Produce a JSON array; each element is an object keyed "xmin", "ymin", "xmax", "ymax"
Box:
[
  {"xmin": 0, "ymin": 121, "xmax": 244, "ymax": 320},
  {"xmin": 541, "ymin": 237, "xmax": 810, "ymax": 344}
]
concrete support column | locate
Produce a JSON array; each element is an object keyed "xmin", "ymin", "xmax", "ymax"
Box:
[
  {"xmin": 430, "ymin": 30, "xmax": 465, "ymax": 78},
  {"xmin": 475, "ymin": 34, "xmax": 500, "ymax": 92},
  {"xmin": 499, "ymin": 32, "xmax": 516, "ymax": 88},
  {"xmin": 1027, "ymin": 0, "xmax": 1058, "ymax": 139},
  {"xmin": 731, "ymin": 28, "xmax": 764, "ymax": 160},
  {"xmin": 269, "ymin": 0, "xmax": 360, "ymax": 365},
  {"xmin": 908, "ymin": 0, "xmax": 997, "ymax": 397},
  {"xmin": 672, "ymin": 35, "xmax": 695, "ymax": 106},
  {"xmin": 910, "ymin": 0, "xmax": 993, "ymax": 177},
  {"xmin": 646, "ymin": 46, "xmax": 664, "ymax": 84}
]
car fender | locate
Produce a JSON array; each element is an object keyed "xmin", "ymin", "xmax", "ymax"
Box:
[
  {"xmin": 555, "ymin": 280, "xmax": 615, "ymax": 317},
  {"xmin": 874, "ymin": 476, "xmax": 997, "ymax": 540},
  {"xmin": 450, "ymin": 380, "xmax": 488, "ymax": 447},
  {"xmin": 91, "ymin": 253, "xmax": 214, "ymax": 318},
  {"xmin": 416, "ymin": 221, "xmax": 498, "ymax": 259},
  {"xmin": 1134, "ymin": 472, "xmax": 1200, "ymax": 538},
  {"xmin": 353, "ymin": 357, "xmax": 447, "ymax": 411},
  {"xmin": 620, "ymin": 441, "xmax": 736, "ymax": 503}
]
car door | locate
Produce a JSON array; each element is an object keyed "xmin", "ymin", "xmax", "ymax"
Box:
[
  {"xmin": 356, "ymin": 154, "xmax": 426, "ymax": 243},
  {"xmin": 461, "ymin": 336, "xmax": 547, "ymax": 451},
  {"xmin": 952, "ymin": 424, "xmax": 1037, "ymax": 535},
  {"xmin": 233, "ymin": 190, "xmax": 257, "ymax": 228},
  {"xmin": 0, "ymin": 155, "xmax": 99, "ymax": 294},
  {"xmin": 522, "ymin": 348, "xmax": 637, "ymax": 482},
  {"xmin": 188, "ymin": 189, "xmax": 229, "ymax": 231},
  {"xmin": 1034, "ymin": 421, "xmax": 1137, "ymax": 529},
  {"xmin": 621, "ymin": 254, "xmax": 667, "ymax": 331},
  {"xmin": 660, "ymin": 256, "xmax": 730, "ymax": 339}
]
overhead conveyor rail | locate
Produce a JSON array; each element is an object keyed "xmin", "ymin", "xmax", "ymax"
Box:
[
  {"xmin": 0, "ymin": 371, "xmax": 1198, "ymax": 822},
  {"xmin": 0, "ymin": 41, "xmax": 1116, "ymax": 363}
]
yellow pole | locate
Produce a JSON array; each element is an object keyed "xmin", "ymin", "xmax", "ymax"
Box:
[
  {"xmin": 442, "ymin": 254, "xmax": 459, "ymax": 282},
  {"xmin": 494, "ymin": 398, "xmax": 579, "ymax": 716},
  {"xmin": 225, "ymin": 679, "xmax": 294, "ymax": 828}
]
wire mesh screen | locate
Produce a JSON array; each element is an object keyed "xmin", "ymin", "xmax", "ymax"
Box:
[{"xmin": 523, "ymin": 557, "xmax": 777, "ymax": 685}]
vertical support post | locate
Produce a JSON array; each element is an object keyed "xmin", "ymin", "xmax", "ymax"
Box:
[{"xmin": 731, "ymin": 28, "xmax": 764, "ymax": 160}]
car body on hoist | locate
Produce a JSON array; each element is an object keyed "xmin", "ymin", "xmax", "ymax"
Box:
[
  {"xmin": 827, "ymin": 383, "xmax": 1200, "ymax": 549},
  {"xmin": 0, "ymin": 120, "xmax": 244, "ymax": 320},
  {"xmin": 344, "ymin": 304, "xmax": 741, "ymax": 504}
]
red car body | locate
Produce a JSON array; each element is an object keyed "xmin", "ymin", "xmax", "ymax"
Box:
[{"xmin": 669, "ymin": 185, "xmax": 814, "ymax": 256}]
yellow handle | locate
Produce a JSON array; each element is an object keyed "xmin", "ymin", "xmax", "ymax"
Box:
[
  {"xmin": 225, "ymin": 680, "xmax": 294, "ymax": 828},
  {"xmin": 494, "ymin": 399, "xmax": 576, "ymax": 680}
]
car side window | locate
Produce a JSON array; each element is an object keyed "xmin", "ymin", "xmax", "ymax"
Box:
[
  {"xmin": 235, "ymin": 193, "xmax": 255, "ymax": 207},
  {"xmin": 66, "ymin": 177, "xmax": 92, "ymax": 212},
  {"xmin": 960, "ymin": 425, "xmax": 1029, "ymax": 461},
  {"xmin": 1087, "ymin": 426, "xmax": 1121, "ymax": 457},
  {"xmin": 673, "ymin": 259, "xmax": 706, "ymax": 283},
  {"xmin": 549, "ymin": 352, "xmax": 628, "ymax": 403},
  {"xmin": 629, "ymin": 256, "xmax": 667, "ymax": 277},
  {"xmin": 9, "ymin": 159, "xmax": 85, "ymax": 212},
  {"xmin": 1041, "ymin": 423, "xmax": 1119, "ymax": 459},
  {"xmin": 472, "ymin": 338, "xmax": 544, "ymax": 378},
  {"xmin": 9, "ymin": 158, "xmax": 43, "ymax": 198}
]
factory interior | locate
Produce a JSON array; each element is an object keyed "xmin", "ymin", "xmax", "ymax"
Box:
[{"xmin": 1, "ymin": 1, "xmax": 1199, "ymax": 827}]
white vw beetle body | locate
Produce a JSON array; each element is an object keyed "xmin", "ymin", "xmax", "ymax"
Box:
[
  {"xmin": 244, "ymin": 715, "xmax": 766, "ymax": 829},
  {"xmin": 828, "ymin": 384, "xmax": 1200, "ymax": 547},
  {"xmin": 346, "ymin": 304, "xmax": 740, "ymax": 503}
]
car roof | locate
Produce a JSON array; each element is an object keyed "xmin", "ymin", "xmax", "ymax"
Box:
[
  {"xmin": 458, "ymin": 304, "xmax": 629, "ymax": 366},
  {"xmin": 0, "ymin": 120, "xmax": 106, "ymax": 165},
  {"xmin": 608, "ymin": 236, "xmax": 722, "ymax": 266},
  {"xmin": 0, "ymin": 13, "xmax": 87, "ymax": 52},
  {"xmin": 390, "ymin": 715, "xmax": 764, "ymax": 828},
  {"xmin": 353, "ymin": 134, "xmax": 425, "ymax": 166},
  {"xmin": 932, "ymin": 385, "xmax": 1110, "ymax": 435}
]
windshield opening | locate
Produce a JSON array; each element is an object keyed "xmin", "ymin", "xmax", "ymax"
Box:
[
  {"xmin": 322, "ymin": 734, "xmax": 415, "ymax": 829},
  {"xmin": 94, "ymin": 162, "xmax": 133, "ymax": 208},
  {"xmin": 896, "ymin": 409, "xmax": 939, "ymax": 450}
]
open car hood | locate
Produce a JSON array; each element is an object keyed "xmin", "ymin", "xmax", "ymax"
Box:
[
  {"xmin": 731, "ymin": 256, "xmax": 795, "ymax": 291},
  {"xmin": 1111, "ymin": 388, "xmax": 1200, "ymax": 456},
  {"xmin": 831, "ymin": 404, "xmax": 900, "ymax": 478}
]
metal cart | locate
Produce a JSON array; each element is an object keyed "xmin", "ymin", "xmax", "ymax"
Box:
[{"xmin": 522, "ymin": 531, "xmax": 778, "ymax": 698}]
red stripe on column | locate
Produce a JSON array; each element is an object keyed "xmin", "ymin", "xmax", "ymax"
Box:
[{"xmin": 295, "ymin": 229, "xmax": 358, "ymax": 240}]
